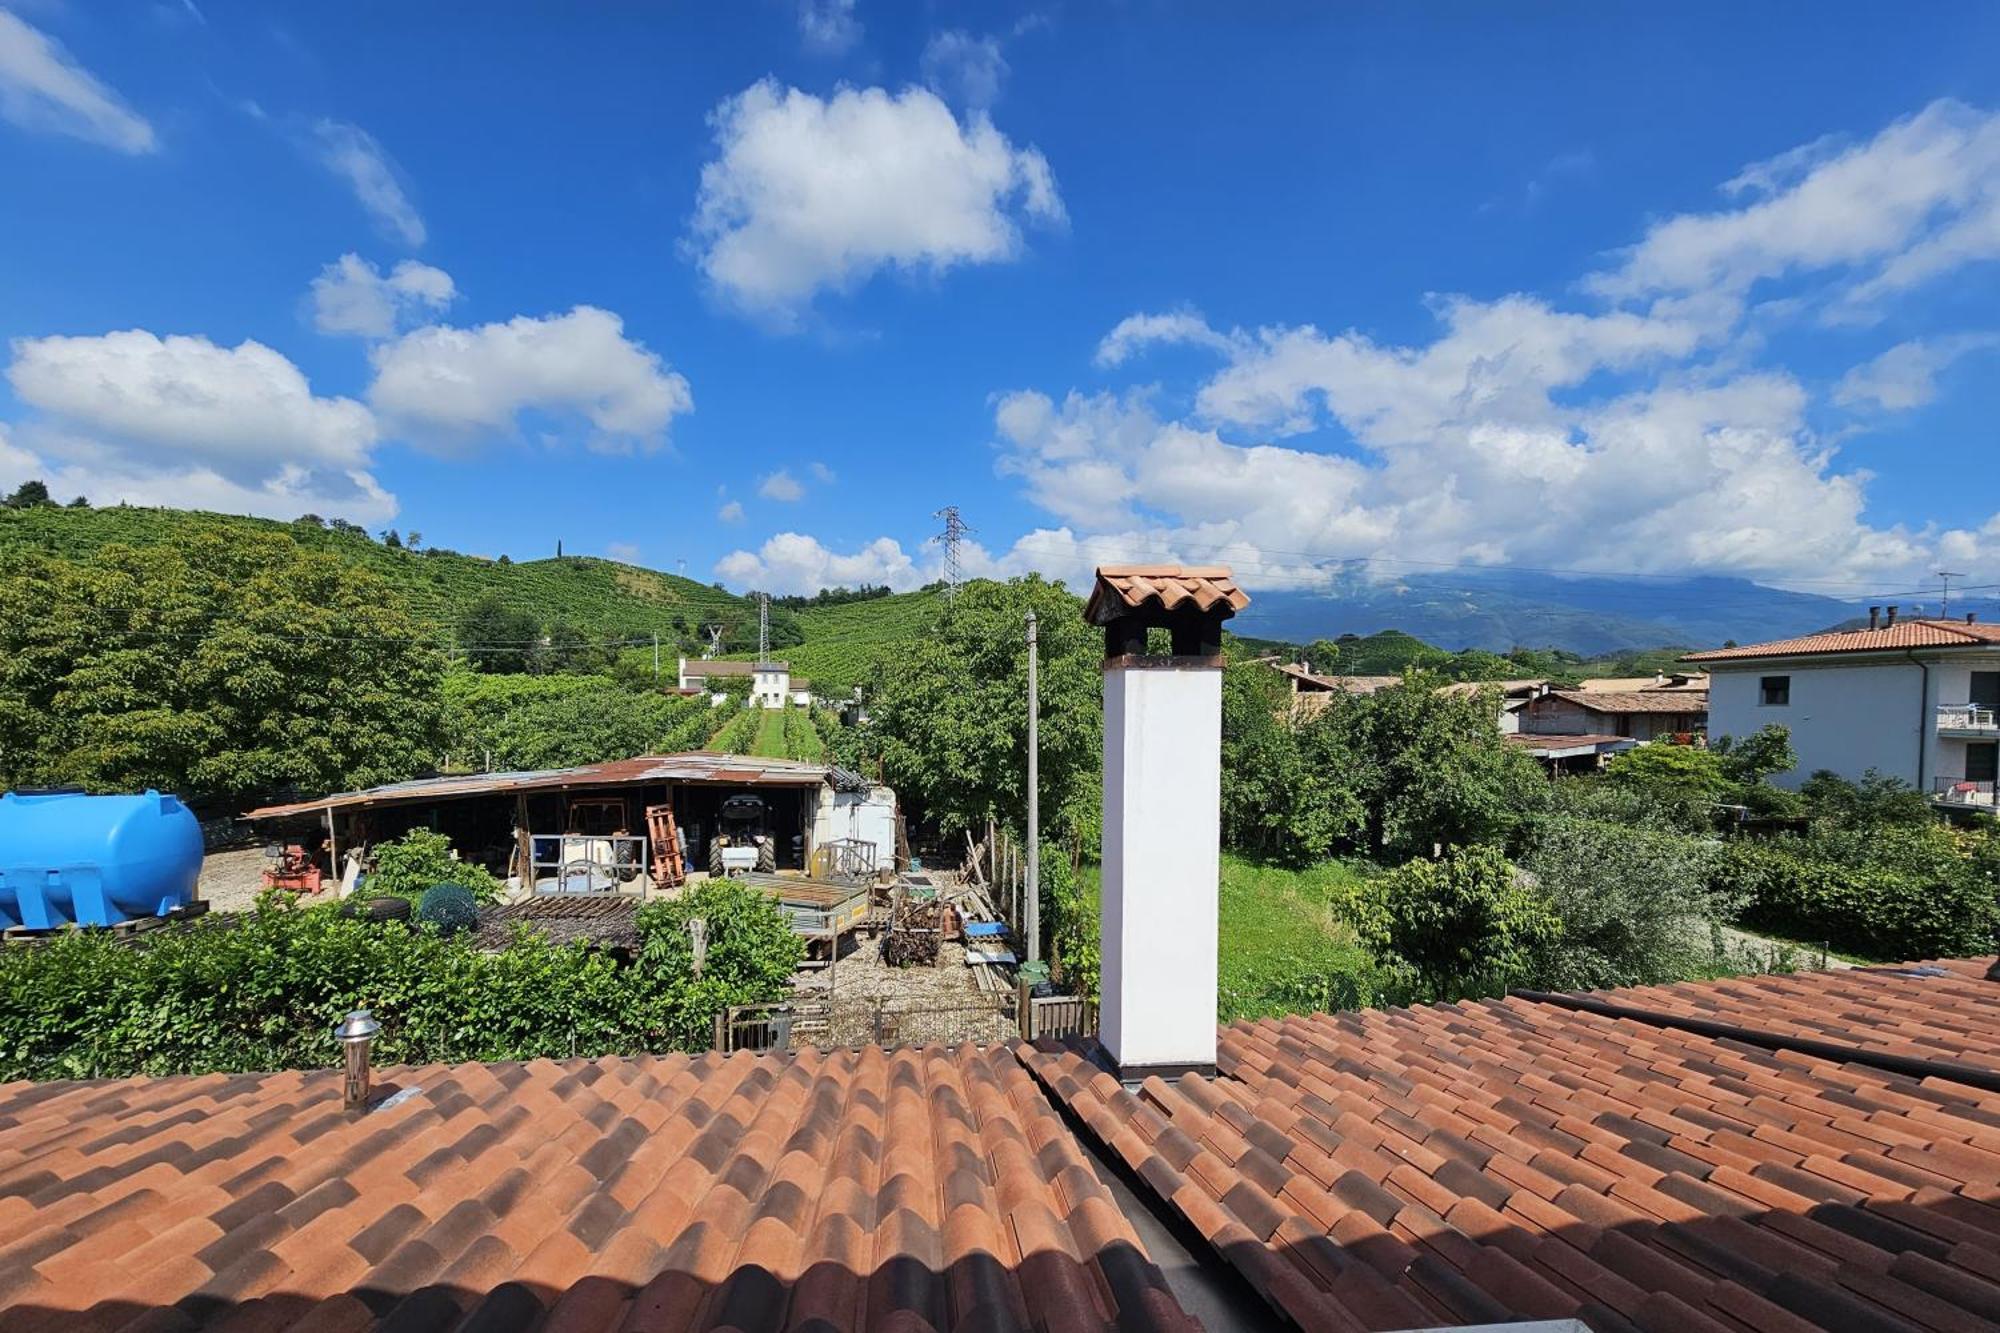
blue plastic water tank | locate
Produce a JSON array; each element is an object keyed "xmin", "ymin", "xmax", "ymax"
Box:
[{"xmin": 0, "ymin": 790, "xmax": 203, "ymax": 929}]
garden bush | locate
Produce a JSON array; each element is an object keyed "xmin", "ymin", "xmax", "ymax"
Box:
[
  {"xmin": 366, "ymin": 828, "xmax": 504, "ymax": 904},
  {"xmin": 1042, "ymin": 844, "xmax": 1100, "ymax": 1001},
  {"xmin": 1519, "ymin": 816, "xmax": 1730, "ymax": 990},
  {"xmin": 0, "ymin": 879, "xmax": 802, "ymax": 1081},
  {"xmin": 1720, "ymin": 822, "xmax": 1996, "ymax": 960},
  {"xmin": 1360, "ymin": 845, "xmax": 1559, "ymax": 1002}
]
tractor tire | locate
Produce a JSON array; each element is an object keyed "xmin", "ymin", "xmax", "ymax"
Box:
[
  {"xmin": 755, "ymin": 837, "xmax": 776, "ymax": 874},
  {"xmin": 709, "ymin": 839, "xmax": 726, "ymax": 876},
  {"xmin": 363, "ymin": 896, "xmax": 411, "ymax": 922}
]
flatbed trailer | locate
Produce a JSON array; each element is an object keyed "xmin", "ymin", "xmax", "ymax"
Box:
[{"xmin": 729, "ymin": 871, "xmax": 872, "ymax": 987}]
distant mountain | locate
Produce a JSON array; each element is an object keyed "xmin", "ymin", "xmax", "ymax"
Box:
[{"xmin": 1224, "ymin": 569, "xmax": 1966, "ymax": 656}]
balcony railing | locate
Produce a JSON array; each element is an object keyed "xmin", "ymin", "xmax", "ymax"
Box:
[
  {"xmin": 1933, "ymin": 777, "xmax": 1998, "ymax": 806},
  {"xmin": 1935, "ymin": 704, "xmax": 1999, "ymax": 734}
]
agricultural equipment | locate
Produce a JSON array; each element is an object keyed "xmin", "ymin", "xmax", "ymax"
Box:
[
  {"xmin": 708, "ymin": 793, "xmax": 778, "ymax": 875},
  {"xmin": 0, "ymin": 789, "xmax": 203, "ymax": 929},
  {"xmin": 261, "ymin": 843, "xmax": 323, "ymax": 894}
]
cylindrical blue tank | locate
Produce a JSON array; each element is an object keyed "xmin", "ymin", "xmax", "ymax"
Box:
[{"xmin": 0, "ymin": 790, "xmax": 203, "ymax": 929}]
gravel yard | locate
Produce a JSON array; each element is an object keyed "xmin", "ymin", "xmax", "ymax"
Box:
[{"xmin": 195, "ymin": 846, "xmax": 275, "ymax": 913}]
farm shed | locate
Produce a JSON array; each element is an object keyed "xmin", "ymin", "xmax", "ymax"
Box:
[{"xmin": 244, "ymin": 752, "xmax": 897, "ymax": 886}]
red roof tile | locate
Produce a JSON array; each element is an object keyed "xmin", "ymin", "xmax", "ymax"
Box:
[
  {"xmin": 1684, "ymin": 619, "xmax": 2000, "ymax": 662},
  {"xmin": 0, "ymin": 1047, "xmax": 1198, "ymax": 1332},
  {"xmin": 1026, "ymin": 976, "xmax": 2000, "ymax": 1333},
  {"xmin": 1084, "ymin": 565, "xmax": 1250, "ymax": 625}
]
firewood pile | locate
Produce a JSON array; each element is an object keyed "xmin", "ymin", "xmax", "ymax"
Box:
[{"xmin": 882, "ymin": 892, "xmax": 952, "ymax": 968}]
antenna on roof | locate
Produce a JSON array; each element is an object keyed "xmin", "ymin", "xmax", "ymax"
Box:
[{"xmin": 1939, "ymin": 571, "xmax": 1966, "ymax": 616}]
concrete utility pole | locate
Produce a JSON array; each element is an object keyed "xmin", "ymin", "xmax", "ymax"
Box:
[
  {"xmin": 652, "ymin": 631, "xmax": 660, "ymax": 678},
  {"xmin": 1025, "ymin": 608, "xmax": 1040, "ymax": 964}
]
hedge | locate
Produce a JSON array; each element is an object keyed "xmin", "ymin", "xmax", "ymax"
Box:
[{"xmin": 0, "ymin": 880, "xmax": 802, "ymax": 1081}]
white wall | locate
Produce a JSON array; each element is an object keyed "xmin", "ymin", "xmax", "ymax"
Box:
[
  {"xmin": 1707, "ymin": 660, "xmax": 1927, "ymax": 788},
  {"xmin": 811, "ymin": 785, "xmax": 899, "ymax": 870},
  {"xmin": 1100, "ymin": 665, "xmax": 1221, "ymax": 1073}
]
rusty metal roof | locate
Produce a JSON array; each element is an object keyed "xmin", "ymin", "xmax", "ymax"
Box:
[
  {"xmin": 244, "ymin": 752, "xmax": 833, "ymax": 820},
  {"xmin": 1084, "ymin": 565, "xmax": 1250, "ymax": 625}
]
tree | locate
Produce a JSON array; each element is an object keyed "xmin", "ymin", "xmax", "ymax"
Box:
[
  {"xmin": 456, "ymin": 594, "xmax": 542, "ymax": 674},
  {"xmin": 67, "ymin": 496, "xmax": 88, "ymax": 509},
  {"xmin": 1713, "ymin": 723, "xmax": 1796, "ymax": 785},
  {"xmin": 866, "ymin": 576, "xmax": 1101, "ymax": 843},
  {"xmin": 538, "ymin": 618, "xmax": 613, "ymax": 675},
  {"xmin": 1520, "ymin": 817, "xmax": 1727, "ymax": 989},
  {"xmin": 1800, "ymin": 769, "xmax": 1932, "ymax": 829},
  {"xmin": 0, "ymin": 528, "xmax": 445, "ymax": 802},
  {"xmin": 382, "ymin": 528, "xmax": 403, "ymax": 549},
  {"xmin": 4, "ymin": 480, "xmax": 53, "ymax": 509},
  {"xmin": 1361, "ymin": 845, "xmax": 1558, "ymax": 1001},
  {"xmin": 1345, "ymin": 676, "xmax": 1542, "ymax": 858},
  {"xmin": 1219, "ymin": 660, "xmax": 1363, "ymax": 863}
]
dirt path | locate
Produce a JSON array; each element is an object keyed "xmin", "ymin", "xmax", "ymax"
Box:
[{"xmin": 196, "ymin": 846, "xmax": 274, "ymax": 913}]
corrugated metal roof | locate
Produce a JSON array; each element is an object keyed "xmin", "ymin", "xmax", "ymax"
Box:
[{"xmin": 244, "ymin": 751, "xmax": 833, "ymax": 819}]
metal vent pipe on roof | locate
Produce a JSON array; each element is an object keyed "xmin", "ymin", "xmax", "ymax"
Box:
[
  {"xmin": 333, "ymin": 1010, "xmax": 382, "ymax": 1111},
  {"xmin": 1970, "ymin": 611, "xmax": 1980, "ymax": 624},
  {"xmin": 1868, "ymin": 606, "xmax": 1881, "ymax": 630},
  {"xmin": 1886, "ymin": 604, "xmax": 1899, "ymax": 626}
]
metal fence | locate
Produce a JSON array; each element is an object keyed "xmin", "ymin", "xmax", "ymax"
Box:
[{"xmin": 716, "ymin": 987, "xmax": 1095, "ymax": 1053}]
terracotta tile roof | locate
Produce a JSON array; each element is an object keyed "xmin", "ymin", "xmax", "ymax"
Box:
[
  {"xmin": 1027, "ymin": 978, "xmax": 2000, "ymax": 1333},
  {"xmin": 1685, "ymin": 619, "xmax": 2000, "ymax": 662},
  {"xmin": 0, "ymin": 1046, "xmax": 1197, "ymax": 1332},
  {"xmin": 1541, "ymin": 690, "xmax": 1709, "ymax": 715},
  {"xmin": 1084, "ymin": 565, "xmax": 1250, "ymax": 625}
]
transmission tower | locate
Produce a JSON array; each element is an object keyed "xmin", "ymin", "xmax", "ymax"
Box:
[
  {"xmin": 703, "ymin": 624, "xmax": 723, "ymax": 659},
  {"xmin": 757, "ymin": 592, "xmax": 771, "ymax": 663},
  {"xmin": 1939, "ymin": 570, "xmax": 1967, "ymax": 616},
  {"xmin": 932, "ymin": 505, "xmax": 972, "ymax": 602}
]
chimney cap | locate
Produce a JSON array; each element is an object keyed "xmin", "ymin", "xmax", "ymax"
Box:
[
  {"xmin": 1084, "ymin": 565, "xmax": 1249, "ymax": 627},
  {"xmin": 333, "ymin": 1010, "xmax": 381, "ymax": 1043}
]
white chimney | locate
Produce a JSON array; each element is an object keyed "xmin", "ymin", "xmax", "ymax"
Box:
[{"xmin": 1086, "ymin": 565, "xmax": 1247, "ymax": 1079}]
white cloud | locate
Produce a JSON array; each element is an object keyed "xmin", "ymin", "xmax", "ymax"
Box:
[
  {"xmin": 1093, "ymin": 310, "xmax": 1242, "ymax": 368},
  {"xmin": 1834, "ymin": 335, "xmax": 1999, "ymax": 411},
  {"xmin": 606, "ymin": 541, "xmax": 640, "ymax": 564},
  {"xmin": 0, "ymin": 10, "xmax": 154, "ymax": 153},
  {"xmin": 758, "ymin": 469, "xmax": 805, "ymax": 501},
  {"xmin": 796, "ymin": 0, "xmax": 859, "ymax": 55},
  {"xmin": 310, "ymin": 253, "xmax": 456, "ymax": 339},
  {"xmin": 717, "ymin": 499, "xmax": 745, "ymax": 523},
  {"xmin": 808, "ymin": 460, "xmax": 836, "ymax": 484},
  {"xmin": 689, "ymin": 79, "xmax": 1063, "ymax": 322},
  {"xmin": 922, "ymin": 30, "xmax": 1008, "ymax": 109},
  {"xmin": 2, "ymin": 330, "xmax": 393, "ymax": 524},
  {"xmin": 313, "ymin": 119, "xmax": 426, "ymax": 247},
  {"xmin": 1591, "ymin": 100, "xmax": 2000, "ymax": 314},
  {"xmin": 367, "ymin": 306, "xmax": 692, "ymax": 449},
  {"xmin": 715, "ymin": 532, "xmax": 921, "ymax": 595}
]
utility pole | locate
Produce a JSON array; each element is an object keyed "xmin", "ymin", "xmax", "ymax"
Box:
[
  {"xmin": 932, "ymin": 506, "xmax": 970, "ymax": 603},
  {"xmin": 1025, "ymin": 608, "xmax": 1040, "ymax": 965},
  {"xmin": 1939, "ymin": 571, "xmax": 1966, "ymax": 616},
  {"xmin": 652, "ymin": 630, "xmax": 660, "ymax": 678}
]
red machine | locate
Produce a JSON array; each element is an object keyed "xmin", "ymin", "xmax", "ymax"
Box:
[{"xmin": 261, "ymin": 843, "xmax": 323, "ymax": 894}]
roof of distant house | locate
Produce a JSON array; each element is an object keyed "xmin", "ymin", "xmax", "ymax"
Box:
[
  {"xmin": 1436, "ymin": 678, "xmax": 1547, "ymax": 698},
  {"xmin": 1503, "ymin": 732, "xmax": 1638, "ymax": 755},
  {"xmin": 1685, "ymin": 618, "xmax": 2000, "ymax": 662},
  {"xmin": 1573, "ymin": 674, "xmax": 1708, "ymax": 693},
  {"xmin": 1540, "ymin": 689, "xmax": 1710, "ymax": 714},
  {"xmin": 683, "ymin": 659, "xmax": 789, "ymax": 677},
  {"xmin": 1084, "ymin": 564, "xmax": 1249, "ymax": 625}
]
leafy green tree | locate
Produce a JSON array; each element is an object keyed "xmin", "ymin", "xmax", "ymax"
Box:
[
  {"xmin": 1362, "ymin": 844, "xmax": 1558, "ymax": 1001},
  {"xmin": 538, "ymin": 617, "xmax": 613, "ymax": 674},
  {"xmin": 1800, "ymin": 769, "xmax": 1933, "ymax": 829},
  {"xmin": 441, "ymin": 672, "xmax": 710, "ymax": 770},
  {"xmin": 1219, "ymin": 661, "xmax": 1364, "ymax": 864},
  {"xmin": 4, "ymin": 480, "xmax": 53, "ymax": 509},
  {"xmin": 1345, "ymin": 676, "xmax": 1542, "ymax": 858},
  {"xmin": 367, "ymin": 828, "xmax": 505, "ymax": 903},
  {"xmin": 0, "ymin": 528, "xmax": 445, "ymax": 802},
  {"xmin": 1713, "ymin": 723, "xmax": 1797, "ymax": 785},
  {"xmin": 1520, "ymin": 817, "xmax": 1728, "ymax": 989},
  {"xmin": 867, "ymin": 576, "xmax": 1101, "ymax": 842},
  {"xmin": 634, "ymin": 879, "xmax": 805, "ymax": 1050},
  {"xmin": 456, "ymin": 594, "xmax": 542, "ymax": 673}
]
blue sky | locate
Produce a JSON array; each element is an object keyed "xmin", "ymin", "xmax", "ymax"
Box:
[{"xmin": 2, "ymin": 2, "xmax": 1998, "ymax": 598}]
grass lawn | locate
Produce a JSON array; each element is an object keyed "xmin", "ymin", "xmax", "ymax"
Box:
[
  {"xmin": 748, "ymin": 708, "xmax": 789, "ymax": 758},
  {"xmin": 1077, "ymin": 853, "xmax": 1385, "ymax": 1022}
]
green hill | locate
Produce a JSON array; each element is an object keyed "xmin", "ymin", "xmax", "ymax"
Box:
[
  {"xmin": 0, "ymin": 504, "xmax": 751, "ymax": 650},
  {"xmin": 718, "ymin": 587, "xmax": 948, "ymax": 693}
]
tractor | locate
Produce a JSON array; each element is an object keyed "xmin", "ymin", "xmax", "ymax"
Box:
[{"xmin": 708, "ymin": 793, "xmax": 778, "ymax": 875}]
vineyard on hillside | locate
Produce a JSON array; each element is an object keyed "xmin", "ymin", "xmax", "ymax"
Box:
[{"xmin": 718, "ymin": 587, "xmax": 947, "ymax": 692}]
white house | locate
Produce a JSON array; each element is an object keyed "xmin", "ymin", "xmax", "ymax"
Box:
[
  {"xmin": 675, "ymin": 657, "xmax": 813, "ymax": 709},
  {"xmin": 1687, "ymin": 609, "xmax": 2000, "ymax": 808}
]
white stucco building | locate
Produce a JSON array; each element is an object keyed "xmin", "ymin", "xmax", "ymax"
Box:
[
  {"xmin": 676, "ymin": 657, "xmax": 813, "ymax": 709},
  {"xmin": 1688, "ymin": 612, "xmax": 2000, "ymax": 808}
]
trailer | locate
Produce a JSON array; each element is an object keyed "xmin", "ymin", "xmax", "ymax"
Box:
[{"xmin": 728, "ymin": 870, "xmax": 870, "ymax": 989}]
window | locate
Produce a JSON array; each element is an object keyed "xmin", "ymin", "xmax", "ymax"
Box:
[
  {"xmin": 1759, "ymin": 675, "xmax": 1790, "ymax": 707},
  {"xmin": 1969, "ymin": 743, "xmax": 1998, "ymax": 785}
]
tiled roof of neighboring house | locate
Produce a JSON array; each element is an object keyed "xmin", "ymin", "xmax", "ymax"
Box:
[
  {"xmin": 1437, "ymin": 679, "xmax": 1547, "ymax": 699},
  {"xmin": 1027, "ymin": 978, "xmax": 2000, "ymax": 1333},
  {"xmin": 1573, "ymin": 675, "xmax": 1708, "ymax": 693},
  {"xmin": 1685, "ymin": 619, "xmax": 2000, "ymax": 662},
  {"xmin": 0, "ymin": 1045, "xmax": 1197, "ymax": 1332},
  {"xmin": 1084, "ymin": 565, "xmax": 1250, "ymax": 625},
  {"xmin": 1504, "ymin": 732, "xmax": 1637, "ymax": 756},
  {"xmin": 1543, "ymin": 690, "xmax": 1709, "ymax": 714},
  {"xmin": 245, "ymin": 753, "xmax": 834, "ymax": 819}
]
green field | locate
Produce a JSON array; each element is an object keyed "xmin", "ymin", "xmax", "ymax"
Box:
[
  {"xmin": 718, "ymin": 588, "xmax": 948, "ymax": 693},
  {"xmin": 1078, "ymin": 854, "xmax": 1383, "ymax": 1022}
]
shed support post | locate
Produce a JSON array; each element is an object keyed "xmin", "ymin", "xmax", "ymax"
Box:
[
  {"xmin": 514, "ymin": 794, "xmax": 532, "ymax": 897},
  {"xmin": 325, "ymin": 807, "xmax": 339, "ymax": 890}
]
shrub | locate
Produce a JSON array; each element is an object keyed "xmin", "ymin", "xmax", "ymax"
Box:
[
  {"xmin": 633, "ymin": 879, "xmax": 805, "ymax": 1050},
  {"xmin": 1520, "ymin": 817, "xmax": 1729, "ymax": 990},
  {"xmin": 367, "ymin": 829, "xmax": 504, "ymax": 904},
  {"xmin": 1360, "ymin": 845, "xmax": 1559, "ymax": 1002},
  {"xmin": 1042, "ymin": 845, "xmax": 1099, "ymax": 1001},
  {"xmin": 418, "ymin": 883, "xmax": 480, "ymax": 936},
  {"xmin": 1721, "ymin": 823, "xmax": 1996, "ymax": 960}
]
